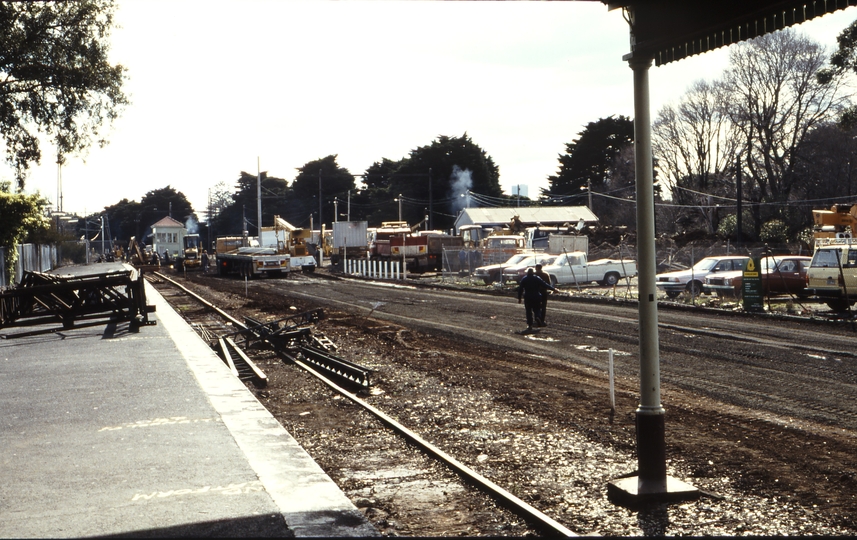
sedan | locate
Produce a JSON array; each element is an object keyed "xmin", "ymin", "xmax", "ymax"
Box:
[
  {"xmin": 703, "ymin": 255, "xmax": 811, "ymax": 298},
  {"xmin": 656, "ymin": 255, "xmax": 750, "ymax": 298},
  {"xmin": 501, "ymin": 254, "xmax": 558, "ymax": 283},
  {"xmin": 473, "ymin": 253, "xmax": 529, "ymax": 285}
]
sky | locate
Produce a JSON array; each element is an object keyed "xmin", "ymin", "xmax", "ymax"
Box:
[{"xmin": 9, "ymin": 0, "xmax": 857, "ymax": 225}]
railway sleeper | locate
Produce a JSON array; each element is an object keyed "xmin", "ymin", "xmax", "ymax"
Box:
[{"xmin": 297, "ymin": 345, "xmax": 373, "ymax": 388}]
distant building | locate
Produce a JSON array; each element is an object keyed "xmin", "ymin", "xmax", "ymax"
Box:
[
  {"xmin": 453, "ymin": 206, "xmax": 598, "ymax": 234},
  {"xmin": 151, "ymin": 216, "xmax": 187, "ymax": 257}
]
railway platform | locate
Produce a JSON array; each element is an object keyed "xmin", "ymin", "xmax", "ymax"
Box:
[{"xmin": 0, "ymin": 263, "xmax": 377, "ymax": 538}]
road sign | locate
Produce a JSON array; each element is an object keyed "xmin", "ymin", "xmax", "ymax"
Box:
[{"xmin": 742, "ymin": 257, "xmax": 763, "ymax": 311}]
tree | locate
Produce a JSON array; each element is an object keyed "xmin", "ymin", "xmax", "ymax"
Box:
[
  {"xmin": 387, "ymin": 133, "xmax": 502, "ymax": 230},
  {"xmin": 652, "ymin": 29, "xmax": 849, "ymax": 239},
  {"xmin": 292, "ymin": 155, "xmax": 357, "ymax": 228},
  {"xmin": 103, "ymin": 198, "xmax": 142, "ymax": 245},
  {"xmin": 653, "ymin": 80, "xmax": 740, "ymax": 234},
  {"xmin": 547, "ymin": 116, "xmax": 634, "ymax": 201},
  {"xmin": 818, "ymin": 18, "xmax": 857, "ymax": 129},
  {"xmin": 138, "ymin": 186, "xmax": 195, "ymax": 241},
  {"xmin": 0, "ymin": 1, "xmax": 128, "ymax": 189},
  {"xmin": 0, "ymin": 182, "xmax": 49, "ymax": 279},
  {"xmin": 210, "ymin": 171, "xmax": 292, "ymax": 235},
  {"xmin": 723, "ymin": 30, "xmax": 847, "ymax": 232}
]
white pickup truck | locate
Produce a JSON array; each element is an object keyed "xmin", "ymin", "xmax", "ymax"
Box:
[
  {"xmin": 541, "ymin": 251, "xmax": 637, "ymax": 287},
  {"xmin": 805, "ymin": 238, "xmax": 857, "ymax": 311}
]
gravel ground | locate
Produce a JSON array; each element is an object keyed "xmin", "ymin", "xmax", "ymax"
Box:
[{"xmin": 172, "ymin": 270, "xmax": 857, "ymax": 536}]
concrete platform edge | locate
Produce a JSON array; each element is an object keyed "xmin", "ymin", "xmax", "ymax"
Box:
[{"xmin": 147, "ymin": 282, "xmax": 378, "ymax": 537}]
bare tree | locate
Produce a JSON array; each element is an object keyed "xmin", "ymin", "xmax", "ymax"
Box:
[
  {"xmin": 722, "ymin": 30, "xmax": 848, "ymax": 210},
  {"xmin": 653, "ymin": 29, "xmax": 850, "ymax": 238},
  {"xmin": 653, "ymin": 80, "xmax": 738, "ymax": 233}
]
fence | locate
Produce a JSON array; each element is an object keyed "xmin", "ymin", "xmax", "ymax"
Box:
[
  {"xmin": 343, "ymin": 258, "xmax": 403, "ymax": 279},
  {"xmin": 0, "ymin": 242, "xmax": 94, "ymax": 287}
]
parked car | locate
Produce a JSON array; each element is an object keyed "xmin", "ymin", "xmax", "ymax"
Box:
[
  {"xmin": 656, "ymin": 255, "xmax": 750, "ymax": 298},
  {"xmin": 501, "ymin": 254, "xmax": 558, "ymax": 283},
  {"xmin": 703, "ymin": 255, "xmax": 811, "ymax": 298},
  {"xmin": 473, "ymin": 253, "xmax": 529, "ymax": 285},
  {"xmin": 542, "ymin": 251, "xmax": 637, "ymax": 287}
]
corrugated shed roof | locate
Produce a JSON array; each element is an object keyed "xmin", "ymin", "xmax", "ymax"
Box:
[{"xmin": 455, "ymin": 206, "xmax": 599, "ymax": 227}]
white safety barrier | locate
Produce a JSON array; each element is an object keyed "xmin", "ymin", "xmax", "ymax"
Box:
[{"xmin": 345, "ymin": 258, "xmax": 402, "ymax": 280}]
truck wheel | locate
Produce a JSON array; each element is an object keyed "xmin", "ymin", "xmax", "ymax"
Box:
[
  {"xmin": 603, "ymin": 272, "xmax": 620, "ymax": 287},
  {"xmin": 550, "ymin": 275, "xmax": 558, "ymax": 287},
  {"xmin": 482, "ymin": 277, "xmax": 494, "ymax": 285},
  {"xmin": 826, "ymin": 299, "xmax": 852, "ymax": 312}
]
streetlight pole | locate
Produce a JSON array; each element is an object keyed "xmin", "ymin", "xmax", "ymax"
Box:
[{"xmin": 397, "ymin": 194, "xmax": 403, "ymax": 222}]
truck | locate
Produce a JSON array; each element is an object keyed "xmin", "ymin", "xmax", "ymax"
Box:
[
  {"xmin": 260, "ymin": 216, "xmax": 317, "ymax": 272},
  {"xmin": 524, "ymin": 225, "xmax": 586, "ymax": 252},
  {"xmin": 390, "ymin": 231, "xmax": 465, "ymax": 272},
  {"xmin": 805, "ymin": 204, "xmax": 857, "ymax": 311},
  {"xmin": 215, "ymin": 236, "xmax": 290, "ymax": 278},
  {"xmin": 547, "ymin": 234, "xmax": 588, "ymax": 255},
  {"xmin": 369, "ymin": 221, "xmax": 412, "ymax": 261},
  {"xmin": 174, "ymin": 233, "xmax": 202, "ymax": 271},
  {"xmin": 541, "ymin": 251, "xmax": 637, "ymax": 287},
  {"xmin": 330, "ymin": 221, "xmax": 369, "ymax": 265}
]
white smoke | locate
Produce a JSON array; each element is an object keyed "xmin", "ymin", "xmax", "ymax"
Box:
[
  {"xmin": 449, "ymin": 165, "xmax": 473, "ymax": 214},
  {"xmin": 185, "ymin": 216, "xmax": 199, "ymax": 234}
]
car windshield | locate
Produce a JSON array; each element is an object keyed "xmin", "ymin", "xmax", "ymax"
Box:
[
  {"xmin": 692, "ymin": 258, "xmax": 720, "ymax": 271},
  {"xmin": 504, "ymin": 254, "xmax": 528, "ymax": 265}
]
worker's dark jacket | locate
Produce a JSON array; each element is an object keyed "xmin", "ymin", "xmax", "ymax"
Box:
[{"xmin": 517, "ymin": 274, "xmax": 553, "ymax": 301}]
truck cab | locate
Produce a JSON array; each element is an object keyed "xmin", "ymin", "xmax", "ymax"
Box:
[{"xmin": 806, "ymin": 238, "xmax": 857, "ymax": 311}]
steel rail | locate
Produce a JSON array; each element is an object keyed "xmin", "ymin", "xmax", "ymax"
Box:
[
  {"xmin": 150, "ymin": 273, "xmax": 578, "ymax": 537},
  {"xmin": 279, "ymin": 347, "xmax": 578, "ymax": 538}
]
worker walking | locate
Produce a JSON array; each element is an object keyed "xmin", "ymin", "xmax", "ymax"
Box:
[
  {"xmin": 534, "ymin": 264, "xmax": 552, "ymax": 326},
  {"xmin": 201, "ymin": 250, "xmax": 209, "ymax": 273},
  {"xmin": 517, "ymin": 267, "xmax": 555, "ymax": 331}
]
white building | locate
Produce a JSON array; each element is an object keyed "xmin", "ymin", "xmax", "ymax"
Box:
[
  {"xmin": 453, "ymin": 206, "xmax": 598, "ymax": 234},
  {"xmin": 151, "ymin": 216, "xmax": 187, "ymax": 258}
]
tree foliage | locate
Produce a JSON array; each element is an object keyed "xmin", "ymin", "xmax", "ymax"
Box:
[
  {"xmin": 547, "ymin": 116, "xmax": 634, "ymax": 198},
  {"xmin": 209, "ymin": 171, "xmax": 294, "ymax": 236},
  {"xmin": 385, "ymin": 133, "xmax": 502, "ymax": 230},
  {"xmin": 97, "ymin": 187, "xmax": 196, "ymax": 247},
  {"xmin": 292, "ymin": 155, "xmax": 356, "ymax": 227},
  {"xmin": 0, "ymin": 1, "xmax": 128, "ymax": 189},
  {"xmin": 0, "ymin": 183, "xmax": 49, "ymax": 279},
  {"xmin": 653, "ymin": 29, "xmax": 849, "ymax": 240}
]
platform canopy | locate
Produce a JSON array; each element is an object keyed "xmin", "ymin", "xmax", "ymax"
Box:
[{"xmin": 602, "ymin": 0, "xmax": 857, "ymax": 65}]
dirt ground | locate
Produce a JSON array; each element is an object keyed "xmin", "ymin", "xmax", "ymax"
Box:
[{"xmin": 174, "ymin": 271, "xmax": 857, "ymax": 536}]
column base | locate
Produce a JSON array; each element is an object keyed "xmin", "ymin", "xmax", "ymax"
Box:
[{"xmin": 607, "ymin": 475, "xmax": 700, "ymax": 507}]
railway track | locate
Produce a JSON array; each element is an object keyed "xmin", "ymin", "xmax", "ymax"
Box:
[
  {"xmin": 147, "ymin": 272, "xmax": 578, "ymax": 537},
  {"xmin": 145, "ymin": 270, "xmax": 857, "ymax": 536}
]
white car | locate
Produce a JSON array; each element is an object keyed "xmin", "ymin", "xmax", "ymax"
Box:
[
  {"xmin": 501, "ymin": 254, "xmax": 558, "ymax": 283},
  {"xmin": 656, "ymin": 255, "xmax": 750, "ymax": 298},
  {"xmin": 472, "ymin": 253, "xmax": 529, "ymax": 285}
]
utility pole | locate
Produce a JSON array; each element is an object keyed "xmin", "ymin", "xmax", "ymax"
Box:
[
  {"xmin": 257, "ymin": 157, "xmax": 263, "ymax": 239},
  {"xmin": 587, "ymin": 179, "xmax": 593, "ymax": 211},
  {"xmin": 397, "ymin": 194, "xmax": 403, "ymax": 221},
  {"xmin": 347, "ymin": 190, "xmax": 351, "ymax": 221},
  {"xmin": 428, "ymin": 168, "xmax": 433, "ymax": 229},
  {"xmin": 318, "ymin": 169, "xmax": 323, "ymax": 230},
  {"xmin": 334, "ymin": 198, "xmax": 339, "ymax": 222},
  {"xmin": 736, "ymin": 155, "xmax": 743, "ymax": 245}
]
